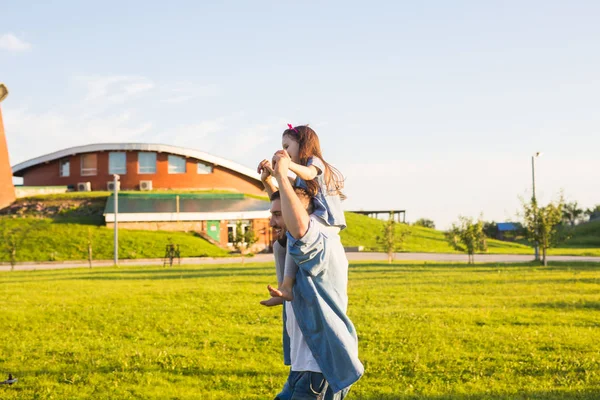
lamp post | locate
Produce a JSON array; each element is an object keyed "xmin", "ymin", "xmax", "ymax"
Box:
[
  {"xmin": 531, "ymin": 152, "xmax": 542, "ymax": 261},
  {"xmin": 113, "ymin": 174, "xmax": 120, "ymax": 266}
]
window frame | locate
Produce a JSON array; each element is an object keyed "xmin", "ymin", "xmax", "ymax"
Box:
[
  {"xmin": 109, "ymin": 152, "xmax": 127, "ymax": 175},
  {"xmin": 138, "ymin": 152, "xmax": 157, "ymax": 174},
  {"xmin": 59, "ymin": 158, "xmax": 70, "ymax": 177},
  {"xmin": 80, "ymin": 154, "xmax": 98, "ymax": 176},
  {"xmin": 168, "ymin": 155, "xmax": 187, "ymax": 174}
]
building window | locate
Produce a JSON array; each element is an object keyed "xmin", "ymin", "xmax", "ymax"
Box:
[
  {"xmin": 109, "ymin": 152, "xmax": 127, "ymax": 175},
  {"xmin": 227, "ymin": 221, "xmax": 250, "ymax": 245},
  {"xmin": 80, "ymin": 154, "xmax": 97, "ymax": 176},
  {"xmin": 168, "ymin": 155, "xmax": 186, "ymax": 174},
  {"xmin": 197, "ymin": 162, "xmax": 213, "ymax": 174},
  {"xmin": 59, "ymin": 159, "xmax": 70, "ymax": 177},
  {"xmin": 138, "ymin": 152, "xmax": 157, "ymax": 174}
]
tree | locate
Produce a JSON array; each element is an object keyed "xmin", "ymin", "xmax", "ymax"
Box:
[
  {"xmin": 376, "ymin": 212, "xmax": 411, "ymax": 263},
  {"xmin": 413, "ymin": 218, "xmax": 435, "ymax": 229},
  {"xmin": 482, "ymin": 221, "xmax": 498, "ymax": 239},
  {"xmin": 0, "ymin": 219, "xmax": 41, "ymax": 271},
  {"xmin": 445, "ymin": 216, "xmax": 487, "ymax": 264},
  {"xmin": 585, "ymin": 204, "xmax": 600, "ymax": 222},
  {"xmin": 522, "ymin": 197, "xmax": 565, "ymax": 266},
  {"xmin": 562, "ymin": 201, "xmax": 584, "ymax": 227},
  {"xmin": 87, "ymin": 227, "xmax": 93, "ymax": 268},
  {"xmin": 231, "ymin": 221, "xmax": 258, "ymax": 265}
]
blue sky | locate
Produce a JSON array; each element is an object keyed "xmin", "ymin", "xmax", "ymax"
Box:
[{"xmin": 1, "ymin": 1, "xmax": 599, "ymax": 228}]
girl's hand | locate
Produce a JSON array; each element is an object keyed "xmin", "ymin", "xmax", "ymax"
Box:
[
  {"xmin": 257, "ymin": 159, "xmax": 274, "ymax": 182},
  {"xmin": 272, "ymin": 150, "xmax": 291, "ymax": 179}
]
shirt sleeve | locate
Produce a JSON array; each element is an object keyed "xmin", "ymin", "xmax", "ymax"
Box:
[
  {"xmin": 286, "ymin": 217, "xmax": 327, "ymax": 277},
  {"xmin": 306, "ymin": 156, "xmax": 325, "ymax": 175}
]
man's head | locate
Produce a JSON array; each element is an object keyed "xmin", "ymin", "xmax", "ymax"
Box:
[{"xmin": 269, "ymin": 187, "xmax": 314, "ymax": 242}]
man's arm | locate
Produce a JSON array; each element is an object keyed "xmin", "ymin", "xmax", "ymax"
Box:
[
  {"xmin": 272, "ymin": 151, "xmax": 310, "ymax": 239},
  {"xmin": 257, "ymin": 159, "xmax": 278, "ymax": 197}
]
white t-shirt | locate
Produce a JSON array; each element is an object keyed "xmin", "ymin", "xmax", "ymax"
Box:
[{"xmin": 285, "ymin": 301, "xmax": 322, "ymax": 373}]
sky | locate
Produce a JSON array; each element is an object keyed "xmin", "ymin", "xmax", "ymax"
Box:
[{"xmin": 1, "ymin": 1, "xmax": 599, "ymax": 229}]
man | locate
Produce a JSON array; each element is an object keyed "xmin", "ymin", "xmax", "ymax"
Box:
[{"xmin": 263, "ymin": 150, "xmax": 363, "ymax": 400}]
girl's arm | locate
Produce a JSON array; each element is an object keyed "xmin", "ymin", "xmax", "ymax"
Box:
[{"xmin": 289, "ymin": 161, "xmax": 320, "ymax": 181}]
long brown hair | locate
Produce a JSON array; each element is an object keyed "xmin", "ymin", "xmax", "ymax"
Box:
[{"xmin": 283, "ymin": 125, "xmax": 346, "ymax": 200}]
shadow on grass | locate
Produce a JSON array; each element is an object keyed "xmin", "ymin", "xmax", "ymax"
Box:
[
  {"xmin": 531, "ymin": 301, "xmax": 600, "ymax": 310},
  {"xmin": 353, "ymin": 390, "xmax": 600, "ymax": 400},
  {"xmin": 2, "ymin": 266, "xmax": 275, "ymax": 283}
]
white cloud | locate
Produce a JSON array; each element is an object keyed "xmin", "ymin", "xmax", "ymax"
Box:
[
  {"xmin": 76, "ymin": 75, "xmax": 155, "ymax": 104},
  {"xmin": 162, "ymin": 84, "xmax": 220, "ymax": 104},
  {"xmin": 0, "ymin": 33, "xmax": 32, "ymax": 52},
  {"xmin": 4, "ymin": 106, "xmax": 154, "ymax": 165}
]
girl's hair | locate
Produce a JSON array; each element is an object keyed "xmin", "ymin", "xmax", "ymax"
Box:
[{"xmin": 283, "ymin": 125, "xmax": 346, "ymax": 200}]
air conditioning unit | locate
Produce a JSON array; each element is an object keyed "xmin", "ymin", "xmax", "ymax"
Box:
[
  {"xmin": 77, "ymin": 182, "xmax": 91, "ymax": 192},
  {"xmin": 107, "ymin": 181, "xmax": 121, "ymax": 191},
  {"xmin": 140, "ymin": 180, "xmax": 153, "ymax": 191}
]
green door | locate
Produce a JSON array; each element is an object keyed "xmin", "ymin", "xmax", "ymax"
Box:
[{"xmin": 207, "ymin": 220, "xmax": 220, "ymax": 242}]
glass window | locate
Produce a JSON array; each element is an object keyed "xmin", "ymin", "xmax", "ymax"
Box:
[
  {"xmin": 80, "ymin": 154, "xmax": 97, "ymax": 176},
  {"xmin": 138, "ymin": 152, "xmax": 157, "ymax": 174},
  {"xmin": 168, "ymin": 155, "xmax": 186, "ymax": 174},
  {"xmin": 109, "ymin": 152, "xmax": 127, "ymax": 175},
  {"xmin": 197, "ymin": 162, "xmax": 213, "ymax": 174},
  {"xmin": 59, "ymin": 159, "xmax": 70, "ymax": 177},
  {"xmin": 227, "ymin": 221, "xmax": 249, "ymax": 245}
]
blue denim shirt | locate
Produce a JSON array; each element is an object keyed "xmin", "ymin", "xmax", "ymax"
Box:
[
  {"xmin": 295, "ymin": 157, "xmax": 347, "ymax": 230},
  {"xmin": 282, "ymin": 216, "xmax": 363, "ymax": 393}
]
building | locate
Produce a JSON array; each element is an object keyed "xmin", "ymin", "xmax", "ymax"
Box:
[
  {"xmin": 12, "ymin": 143, "xmax": 274, "ymax": 251},
  {"xmin": 0, "ymin": 83, "xmax": 16, "ymax": 210},
  {"xmin": 11, "ymin": 143, "xmax": 266, "ymax": 195}
]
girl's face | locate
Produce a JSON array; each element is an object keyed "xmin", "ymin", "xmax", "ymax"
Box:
[{"xmin": 282, "ymin": 134, "xmax": 300, "ymax": 163}]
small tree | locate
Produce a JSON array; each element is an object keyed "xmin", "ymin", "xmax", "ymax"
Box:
[
  {"xmin": 231, "ymin": 221, "xmax": 257, "ymax": 265},
  {"xmin": 0, "ymin": 219, "xmax": 41, "ymax": 271},
  {"xmin": 445, "ymin": 216, "xmax": 487, "ymax": 264},
  {"xmin": 562, "ymin": 201, "xmax": 584, "ymax": 227},
  {"xmin": 414, "ymin": 218, "xmax": 435, "ymax": 229},
  {"xmin": 87, "ymin": 227, "xmax": 93, "ymax": 268},
  {"xmin": 523, "ymin": 197, "xmax": 565, "ymax": 266},
  {"xmin": 376, "ymin": 212, "xmax": 411, "ymax": 263}
]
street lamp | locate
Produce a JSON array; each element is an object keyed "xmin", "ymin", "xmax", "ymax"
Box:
[
  {"xmin": 113, "ymin": 174, "xmax": 120, "ymax": 266},
  {"xmin": 531, "ymin": 152, "xmax": 543, "ymax": 260}
]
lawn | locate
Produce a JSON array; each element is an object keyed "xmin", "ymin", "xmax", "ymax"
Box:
[
  {"xmin": 0, "ymin": 217, "xmax": 229, "ymax": 262},
  {"xmin": 0, "ymin": 261, "xmax": 599, "ymax": 399},
  {"xmin": 342, "ymin": 213, "xmax": 600, "ymax": 257}
]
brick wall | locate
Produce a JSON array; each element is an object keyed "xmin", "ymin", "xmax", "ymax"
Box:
[{"xmin": 20, "ymin": 151, "xmax": 266, "ymax": 195}]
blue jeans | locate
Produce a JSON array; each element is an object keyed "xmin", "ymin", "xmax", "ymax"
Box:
[{"xmin": 275, "ymin": 370, "xmax": 351, "ymax": 400}]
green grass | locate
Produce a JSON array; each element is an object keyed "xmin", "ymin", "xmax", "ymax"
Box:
[
  {"xmin": 342, "ymin": 213, "xmax": 600, "ymax": 256},
  {"xmin": 0, "ymin": 217, "xmax": 229, "ymax": 262},
  {"xmin": 562, "ymin": 220, "xmax": 600, "ymax": 248},
  {"xmin": 0, "ymin": 262, "xmax": 599, "ymax": 399}
]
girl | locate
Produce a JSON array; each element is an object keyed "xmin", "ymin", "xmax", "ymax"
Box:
[{"xmin": 259, "ymin": 124, "xmax": 346, "ymax": 303}]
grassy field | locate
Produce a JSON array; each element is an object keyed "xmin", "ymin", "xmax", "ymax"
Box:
[
  {"xmin": 0, "ymin": 217, "xmax": 229, "ymax": 262},
  {"xmin": 1, "ymin": 205, "xmax": 599, "ymax": 263},
  {"xmin": 342, "ymin": 213, "xmax": 600, "ymax": 256},
  {"xmin": 1, "ymin": 261, "xmax": 599, "ymax": 399}
]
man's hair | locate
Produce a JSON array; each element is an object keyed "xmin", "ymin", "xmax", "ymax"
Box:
[{"xmin": 270, "ymin": 187, "xmax": 314, "ymax": 214}]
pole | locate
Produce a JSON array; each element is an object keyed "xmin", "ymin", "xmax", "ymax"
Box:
[
  {"xmin": 532, "ymin": 156, "xmax": 539, "ymax": 261},
  {"xmin": 113, "ymin": 174, "xmax": 120, "ymax": 266}
]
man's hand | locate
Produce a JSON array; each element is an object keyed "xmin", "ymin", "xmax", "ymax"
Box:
[
  {"xmin": 257, "ymin": 159, "xmax": 274, "ymax": 182},
  {"xmin": 272, "ymin": 150, "xmax": 291, "ymax": 180}
]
